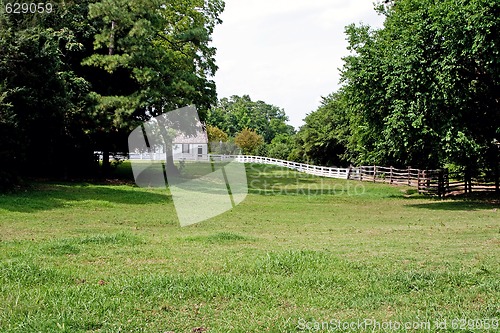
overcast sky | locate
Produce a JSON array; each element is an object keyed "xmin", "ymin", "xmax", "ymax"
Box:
[{"xmin": 211, "ymin": 0, "xmax": 386, "ymax": 129}]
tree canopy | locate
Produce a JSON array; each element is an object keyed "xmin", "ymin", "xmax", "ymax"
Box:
[
  {"xmin": 0, "ymin": 0, "xmax": 224, "ymax": 188},
  {"xmin": 298, "ymin": 0, "xmax": 499, "ymax": 174},
  {"xmin": 340, "ymin": 0, "xmax": 499, "ymax": 171},
  {"xmin": 234, "ymin": 128, "xmax": 264, "ymax": 155},
  {"xmin": 294, "ymin": 92, "xmax": 350, "ymax": 166},
  {"xmin": 206, "ymin": 95, "xmax": 295, "ymax": 143}
]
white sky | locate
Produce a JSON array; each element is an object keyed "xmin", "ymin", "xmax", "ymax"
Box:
[{"xmin": 211, "ymin": 0, "xmax": 386, "ymax": 129}]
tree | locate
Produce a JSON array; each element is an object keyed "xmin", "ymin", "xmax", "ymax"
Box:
[
  {"xmin": 206, "ymin": 124, "xmax": 231, "ymax": 154},
  {"xmin": 266, "ymin": 134, "xmax": 296, "ymax": 161},
  {"xmin": 234, "ymin": 128, "xmax": 264, "ymax": 155},
  {"xmin": 340, "ymin": 0, "xmax": 499, "ymax": 173},
  {"xmin": 0, "ymin": 4, "xmax": 96, "ymax": 181},
  {"xmin": 0, "ymin": 82, "xmax": 20, "ymax": 190},
  {"xmin": 295, "ymin": 92, "xmax": 350, "ymax": 166},
  {"xmin": 206, "ymin": 95, "xmax": 295, "ymax": 143},
  {"xmin": 85, "ymin": 0, "xmax": 225, "ymax": 172},
  {"xmin": 207, "ymin": 125, "xmax": 228, "ymax": 143}
]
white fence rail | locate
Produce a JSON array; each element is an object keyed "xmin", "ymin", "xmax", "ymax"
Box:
[
  {"xmin": 210, "ymin": 155, "xmax": 350, "ymax": 180},
  {"xmin": 126, "ymin": 153, "xmax": 351, "ymax": 179}
]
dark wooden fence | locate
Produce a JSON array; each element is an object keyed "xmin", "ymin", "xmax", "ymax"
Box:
[
  {"xmin": 417, "ymin": 169, "xmax": 499, "ymax": 198},
  {"xmin": 346, "ymin": 165, "xmax": 499, "ymax": 197},
  {"xmin": 348, "ymin": 166, "xmax": 420, "ymax": 186}
]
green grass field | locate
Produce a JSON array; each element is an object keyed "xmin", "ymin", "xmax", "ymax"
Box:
[{"xmin": 0, "ymin": 163, "xmax": 499, "ymax": 332}]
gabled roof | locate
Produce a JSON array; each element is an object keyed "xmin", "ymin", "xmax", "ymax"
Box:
[{"xmin": 173, "ymin": 130, "xmax": 208, "ymax": 144}]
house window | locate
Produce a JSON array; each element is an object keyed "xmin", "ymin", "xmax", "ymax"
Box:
[{"xmin": 182, "ymin": 144, "xmax": 190, "ymax": 153}]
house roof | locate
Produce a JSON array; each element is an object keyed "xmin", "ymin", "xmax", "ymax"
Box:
[{"xmin": 173, "ymin": 130, "xmax": 208, "ymax": 144}]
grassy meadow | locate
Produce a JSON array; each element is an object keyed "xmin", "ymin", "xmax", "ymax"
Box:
[{"xmin": 0, "ymin": 163, "xmax": 499, "ymax": 332}]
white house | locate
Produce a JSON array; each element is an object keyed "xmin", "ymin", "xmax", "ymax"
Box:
[{"xmin": 172, "ymin": 130, "xmax": 209, "ymax": 161}]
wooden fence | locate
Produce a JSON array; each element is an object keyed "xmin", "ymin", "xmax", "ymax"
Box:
[
  {"xmin": 347, "ymin": 166, "xmax": 421, "ymax": 186},
  {"xmin": 417, "ymin": 169, "xmax": 499, "ymax": 197},
  {"xmin": 210, "ymin": 155, "xmax": 499, "ymax": 197}
]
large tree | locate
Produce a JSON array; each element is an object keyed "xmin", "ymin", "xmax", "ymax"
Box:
[
  {"xmin": 85, "ymin": 0, "xmax": 224, "ymax": 171},
  {"xmin": 340, "ymin": 0, "xmax": 499, "ymax": 173},
  {"xmin": 0, "ymin": 1, "xmax": 97, "ymax": 182},
  {"xmin": 294, "ymin": 92, "xmax": 351, "ymax": 166}
]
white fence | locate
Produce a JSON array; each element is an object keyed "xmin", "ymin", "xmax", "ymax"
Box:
[
  {"xmin": 128, "ymin": 152, "xmax": 165, "ymax": 160},
  {"xmin": 127, "ymin": 153, "xmax": 351, "ymax": 179},
  {"xmin": 210, "ymin": 155, "xmax": 350, "ymax": 180}
]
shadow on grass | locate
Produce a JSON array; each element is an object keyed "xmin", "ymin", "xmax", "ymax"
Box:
[
  {"xmin": 406, "ymin": 199, "xmax": 499, "ymax": 211},
  {"xmin": 404, "ymin": 190, "xmax": 500, "ymax": 210},
  {"xmin": 0, "ymin": 183, "xmax": 171, "ymax": 213}
]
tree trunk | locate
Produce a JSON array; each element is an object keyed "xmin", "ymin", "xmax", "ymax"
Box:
[
  {"xmin": 101, "ymin": 21, "xmax": 115, "ymax": 177},
  {"xmin": 109, "ymin": 21, "xmax": 116, "ymax": 55},
  {"xmin": 164, "ymin": 143, "xmax": 179, "ymax": 177},
  {"xmin": 495, "ymin": 148, "xmax": 499, "ymax": 193},
  {"xmin": 102, "ymin": 150, "xmax": 110, "ymax": 176}
]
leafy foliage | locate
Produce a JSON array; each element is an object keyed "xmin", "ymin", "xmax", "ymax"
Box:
[
  {"xmin": 86, "ymin": 0, "xmax": 224, "ymax": 115},
  {"xmin": 206, "ymin": 95, "xmax": 295, "ymax": 143},
  {"xmin": 206, "ymin": 125, "xmax": 228, "ymax": 143},
  {"xmin": 234, "ymin": 128, "xmax": 264, "ymax": 155},
  {"xmin": 295, "ymin": 92, "xmax": 351, "ymax": 166},
  {"xmin": 336, "ymin": 0, "xmax": 500, "ymax": 172},
  {"xmin": 0, "ymin": 5, "xmax": 96, "ymax": 182},
  {"xmin": 266, "ymin": 134, "xmax": 296, "ymax": 161}
]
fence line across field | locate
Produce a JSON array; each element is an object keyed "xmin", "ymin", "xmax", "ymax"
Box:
[
  {"xmin": 124, "ymin": 152, "xmax": 499, "ymax": 197},
  {"xmin": 212, "ymin": 155, "xmax": 499, "ymax": 197},
  {"xmin": 211, "ymin": 155, "xmax": 425, "ymax": 186}
]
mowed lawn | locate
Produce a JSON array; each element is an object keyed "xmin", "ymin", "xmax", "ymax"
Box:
[{"xmin": 0, "ymin": 163, "xmax": 499, "ymax": 332}]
